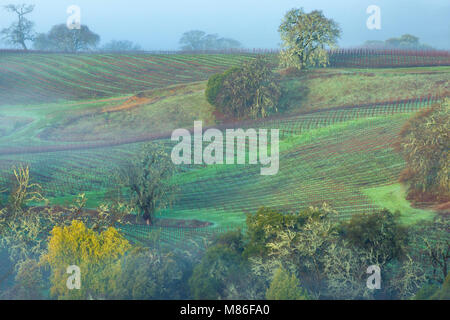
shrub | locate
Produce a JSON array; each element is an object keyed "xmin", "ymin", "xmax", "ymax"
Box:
[
  {"xmin": 208, "ymin": 57, "xmax": 281, "ymax": 119},
  {"xmin": 205, "ymin": 73, "xmax": 225, "ymax": 105},
  {"xmin": 8, "ymin": 165, "xmax": 46, "ymax": 214},
  {"xmin": 189, "ymin": 244, "xmax": 244, "ymax": 299},
  {"xmin": 213, "ymin": 229, "xmax": 246, "ymax": 254},
  {"xmin": 188, "ymin": 231, "xmax": 250, "ymax": 300},
  {"xmin": 244, "ymin": 206, "xmax": 332, "ymax": 258},
  {"xmin": 112, "ymin": 248, "xmax": 186, "ymax": 300},
  {"xmin": 244, "ymin": 207, "xmax": 295, "ymax": 257},
  {"xmin": 434, "ymin": 275, "xmax": 450, "ymax": 300},
  {"xmin": 205, "ymin": 67, "xmax": 238, "ymax": 106},
  {"xmin": 414, "ymin": 284, "xmax": 441, "ymax": 300},
  {"xmin": 0, "ymin": 259, "xmax": 45, "ymax": 300},
  {"xmin": 397, "ymin": 99, "xmax": 449, "ymax": 202}
]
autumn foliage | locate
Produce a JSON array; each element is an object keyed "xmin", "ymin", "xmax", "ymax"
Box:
[{"xmin": 42, "ymin": 220, "xmax": 130, "ymax": 299}]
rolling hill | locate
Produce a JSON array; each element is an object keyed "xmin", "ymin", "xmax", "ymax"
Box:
[{"xmin": 0, "ymin": 52, "xmax": 449, "ymax": 246}]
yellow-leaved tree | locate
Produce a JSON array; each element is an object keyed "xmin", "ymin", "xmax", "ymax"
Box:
[{"xmin": 41, "ymin": 220, "xmax": 130, "ymax": 300}]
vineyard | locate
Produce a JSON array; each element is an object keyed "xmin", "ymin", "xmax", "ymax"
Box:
[
  {"xmin": 328, "ymin": 49, "xmax": 450, "ymax": 68},
  {"xmin": 0, "ymin": 50, "xmax": 449, "ymax": 248},
  {"xmin": 1, "ymin": 49, "xmax": 449, "ymax": 106},
  {"xmin": 0, "ymin": 97, "xmax": 443, "ymax": 247},
  {"xmin": 0, "ymin": 53, "xmax": 254, "ymax": 105}
]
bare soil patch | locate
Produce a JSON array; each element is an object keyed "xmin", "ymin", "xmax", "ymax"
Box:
[{"xmin": 101, "ymin": 95, "xmax": 160, "ymax": 113}]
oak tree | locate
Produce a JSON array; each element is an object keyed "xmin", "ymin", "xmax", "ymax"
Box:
[{"xmin": 278, "ymin": 8, "xmax": 341, "ymax": 70}]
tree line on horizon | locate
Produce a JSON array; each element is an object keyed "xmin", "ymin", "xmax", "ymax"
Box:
[
  {"xmin": 0, "ymin": 4, "xmax": 242, "ymax": 53},
  {"xmin": 361, "ymin": 34, "xmax": 434, "ymax": 50},
  {"xmin": 0, "ymin": 3, "xmax": 438, "ymax": 54}
]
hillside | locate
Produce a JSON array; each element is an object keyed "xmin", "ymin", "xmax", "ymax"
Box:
[
  {"xmin": 0, "ymin": 73, "xmax": 448, "ymax": 236},
  {"xmin": 0, "ymin": 53, "xmax": 449, "ymax": 246},
  {"xmin": 0, "ymin": 53, "xmax": 254, "ymax": 105},
  {"xmin": 0, "ymin": 62, "xmax": 448, "ymax": 149}
]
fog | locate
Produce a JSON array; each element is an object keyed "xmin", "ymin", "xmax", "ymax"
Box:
[{"xmin": 0, "ymin": 0, "xmax": 449, "ymax": 49}]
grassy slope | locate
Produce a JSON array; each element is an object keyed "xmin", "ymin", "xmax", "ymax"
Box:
[
  {"xmin": 0, "ymin": 83, "xmax": 214, "ymax": 148},
  {"xmin": 5, "ymin": 112, "xmax": 435, "ymax": 228},
  {"xmin": 362, "ymin": 184, "xmax": 435, "ymax": 224},
  {"xmin": 168, "ymin": 114, "xmax": 432, "ymax": 227},
  {"xmin": 1, "ymin": 66, "xmax": 448, "ymax": 147},
  {"xmin": 41, "ymin": 82, "xmax": 216, "ymax": 143},
  {"xmin": 0, "ymin": 53, "xmax": 255, "ymax": 105},
  {"xmin": 280, "ymin": 67, "xmax": 449, "ymax": 113}
]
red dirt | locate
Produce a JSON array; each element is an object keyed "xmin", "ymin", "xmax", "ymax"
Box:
[
  {"xmin": 101, "ymin": 95, "xmax": 160, "ymax": 113},
  {"xmin": 434, "ymin": 201, "xmax": 450, "ymax": 211}
]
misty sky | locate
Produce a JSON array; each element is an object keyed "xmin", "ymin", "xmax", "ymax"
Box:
[{"xmin": 0, "ymin": 0, "xmax": 449, "ymax": 50}]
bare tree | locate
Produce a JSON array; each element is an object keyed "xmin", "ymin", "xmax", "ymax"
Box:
[{"xmin": 1, "ymin": 4, "xmax": 35, "ymax": 50}]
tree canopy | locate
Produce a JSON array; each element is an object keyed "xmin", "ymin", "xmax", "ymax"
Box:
[
  {"xmin": 208, "ymin": 57, "xmax": 281, "ymax": 119},
  {"xmin": 266, "ymin": 267, "xmax": 310, "ymax": 300},
  {"xmin": 278, "ymin": 8, "xmax": 341, "ymax": 70},
  {"xmin": 33, "ymin": 24, "xmax": 100, "ymax": 52},
  {"xmin": 119, "ymin": 144, "xmax": 178, "ymax": 225},
  {"xmin": 42, "ymin": 220, "xmax": 130, "ymax": 299},
  {"xmin": 397, "ymin": 99, "xmax": 449, "ymax": 202},
  {"xmin": 179, "ymin": 30, "xmax": 241, "ymax": 51}
]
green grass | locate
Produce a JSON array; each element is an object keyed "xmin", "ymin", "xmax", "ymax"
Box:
[
  {"xmin": 48, "ymin": 189, "xmax": 110, "ymax": 209},
  {"xmin": 280, "ymin": 67, "xmax": 449, "ymax": 113},
  {"xmin": 165, "ymin": 114, "xmax": 421, "ymax": 226},
  {"xmin": 43, "ymin": 82, "xmax": 216, "ymax": 143},
  {"xmin": 0, "ymin": 82, "xmax": 215, "ymax": 148},
  {"xmin": 362, "ymin": 183, "xmax": 436, "ymax": 225}
]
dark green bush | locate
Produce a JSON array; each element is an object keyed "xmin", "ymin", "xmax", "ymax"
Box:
[
  {"xmin": 205, "ymin": 67, "xmax": 239, "ymax": 106},
  {"xmin": 205, "ymin": 58, "xmax": 281, "ymax": 119},
  {"xmin": 113, "ymin": 248, "xmax": 186, "ymax": 300},
  {"xmin": 188, "ymin": 244, "xmax": 244, "ymax": 299},
  {"xmin": 339, "ymin": 209, "xmax": 408, "ymax": 264}
]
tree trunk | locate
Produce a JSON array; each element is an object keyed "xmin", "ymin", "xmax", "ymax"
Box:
[
  {"xmin": 143, "ymin": 211, "xmax": 152, "ymax": 226},
  {"xmin": 21, "ymin": 41, "xmax": 28, "ymax": 51}
]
